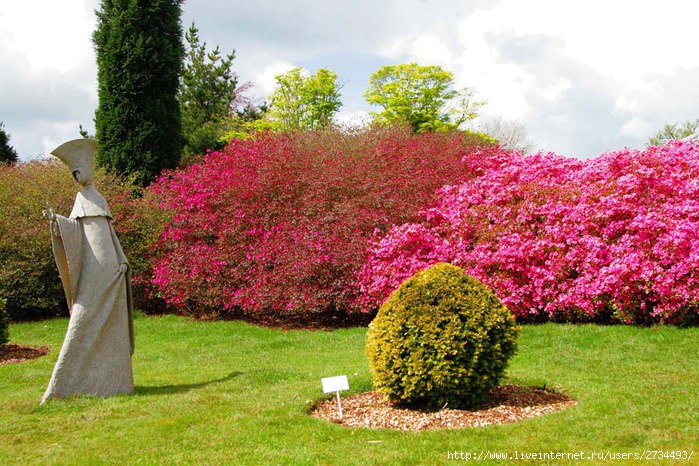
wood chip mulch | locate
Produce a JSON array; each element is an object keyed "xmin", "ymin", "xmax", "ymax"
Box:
[
  {"xmin": 0, "ymin": 343, "xmax": 50, "ymax": 366},
  {"xmin": 311, "ymin": 385, "xmax": 577, "ymax": 431}
]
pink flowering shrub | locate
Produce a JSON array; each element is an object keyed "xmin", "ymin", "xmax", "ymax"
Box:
[
  {"xmin": 148, "ymin": 126, "xmax": 500, "ymax": 321},
  {"xmin": 358, "ymin": 141, "xmax": 699, "ymax": 325}
]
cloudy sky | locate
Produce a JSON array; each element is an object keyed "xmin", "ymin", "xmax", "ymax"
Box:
[{"xmin": 2, "ymin": 0, "xmax": 699, "ymax": 161}]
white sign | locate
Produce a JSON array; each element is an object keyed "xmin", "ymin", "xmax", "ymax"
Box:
[
  {"xmin": 321, "ymin": 375, "xmax": 349, "ymax": 420},
  {"xmin": 322, "ymin": 375, "xmax": 349, "ymax": 394}
]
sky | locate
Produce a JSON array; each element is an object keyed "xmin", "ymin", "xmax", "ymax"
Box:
[{"xmin": 2, "ymin": 0, "xmax": 699, "ymax": 161}]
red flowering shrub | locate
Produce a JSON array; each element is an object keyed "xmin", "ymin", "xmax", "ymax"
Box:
[
  {"xmin": 149, "ymin": 126, "xmax": 500, "ymax": 321},
  {"xmin": 358, "ymin": 141, "xmax": 699, "ymax": 325}
]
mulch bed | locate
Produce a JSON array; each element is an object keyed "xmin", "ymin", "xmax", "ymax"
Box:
[
  {"xmin": 0, "ymin": 343, "xmax": 50, "ymax": 366},
  {"xmin": 311, "ymin": 385, "xmax": 577, "ymax": 431}
]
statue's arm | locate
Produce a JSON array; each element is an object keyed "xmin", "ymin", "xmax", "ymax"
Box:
[
  {"xmin": 108, "ymin": 220, "xmax": 129, "ymax": 275},
  {"xmin": 43, "ymin": 208, "xmax": 60, "ymax": 236}
]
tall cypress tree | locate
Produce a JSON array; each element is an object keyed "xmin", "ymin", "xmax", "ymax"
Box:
[{"xmin": 93, "ymin": 0, "xmax": 184, "ymax": 186}]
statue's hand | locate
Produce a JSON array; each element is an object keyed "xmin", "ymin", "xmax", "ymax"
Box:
[
  {"xmin": 42, "ymin": 207, "xmax": 56, "ymax": 222},
  {"xmin": 118, "ymin": 263, "xmax": 128, "ymax": 275}
]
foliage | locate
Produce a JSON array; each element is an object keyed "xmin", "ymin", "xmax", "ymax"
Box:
[
  {"xmin": 0, "ymin": 298, "xmax": 8, "ymax": 345},
  {"xmin": 78, "ymin": 123, "xmax": 93, "ymax": 139},
  {"xmin": 0, "ymin": 160, "xmax": 77, "ymax": 319},
  {"xmin": 364, "ymin": 63, "xmax": 483, "ymax": 133},
  {"xmin": 221, "ymin": 116, "xmax": 276, "ymax": 142},
  {"xmin": 179, "ymin": 23, "xmax": 238, "ymax": 159},
  {"xmin": 217, "ymin": 83, "xmax": 271, "ymax": 142},
  {"xmin": 267, "ymin": 67, "xmax": 343, "ymax": 132},
  {"xmin": 148, "ymin": 126, "xmax": 498, "ymax": 321},
  {"xmin": 359, "ymin": 141, "xmax": 699, "ymax": 326},
  {"xmin": 648, "ymin": 118, "xmax": 699, "ymax": 146},
  {"xmin": 0, "ymin": 122, "xmax": 19, "ymax": 165},
  {"xmin": 110, "ymin": 183, "xmax": 173, "ymax": 313},
  {"xmin": 0, "ymin": 160, "xmax": 156, "ymax": 319},
  {"xmin": 366, "ymin": 263, "xmax": 519, "ymax": 409},
  {"xmin": 93, "ymin": 0, "xmax": 184, "ymax": 186}
]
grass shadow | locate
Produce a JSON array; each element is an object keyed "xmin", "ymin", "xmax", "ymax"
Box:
[{"xmin": 135, "ymin": 371, "xmax": 243, "ymax": 396}]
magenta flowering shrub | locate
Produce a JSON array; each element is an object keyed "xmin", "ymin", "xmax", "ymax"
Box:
[
  {"xmin": 148, "ymin": 127, "xmax": 500, "ymax": 321},
  {"xmin": 358, "ymin": 141, "xmax": 699, "ymax": 325}
]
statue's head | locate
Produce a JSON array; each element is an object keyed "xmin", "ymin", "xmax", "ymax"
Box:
[{"xmin": 51, "ymin": 139, "xmax": 98, "ymax": 186}]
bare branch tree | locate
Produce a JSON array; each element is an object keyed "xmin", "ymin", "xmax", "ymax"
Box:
[{"xmin": 476, "ymin": 116, "xmax": 535, "ymax": 154}]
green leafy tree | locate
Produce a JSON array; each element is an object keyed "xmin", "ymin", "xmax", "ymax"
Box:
[
  {"xmin": 93, "ymin": 0, "xmax": 184, "ymax": 186},
  {"xmin": 648, "ymin": 119, "xmax": 699, "ymax": 146},
  {"xmin": 267, "ymin": 67, "xmax": 343, "ymax": 132},
  {"xmin": 179, "ymin": 23, "xmax": 238, "ymax": 158},
  {"xmin": 364, "ymin": 63, "xmax": 483, "ymax": 133},
  {"xmin": 0, "ymin": 122, "xmax": 19, "ymax": 165}
]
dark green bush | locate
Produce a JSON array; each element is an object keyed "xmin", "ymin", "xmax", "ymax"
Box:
[
  {"xmin": 0, "ymin": 298, "xmax": 8, "ymax": 345},
  {"xmin": 365, "ymin": 262, "xmax": 520, "ymax": 409},
  {"xmin": 0, "ymin": 160, "xmax": 162, "ymax": 319}
]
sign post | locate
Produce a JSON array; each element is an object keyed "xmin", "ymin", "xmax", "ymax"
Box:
[{"xmin": 321, "ymin": 375, "xmax": 349, "ymax": 420}]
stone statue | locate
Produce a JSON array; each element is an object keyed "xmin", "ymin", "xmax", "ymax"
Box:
[{"xmin": 41, "ymin": 139, "xmax": 134, "ymax": 403}]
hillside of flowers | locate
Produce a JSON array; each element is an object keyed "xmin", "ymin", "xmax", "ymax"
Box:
[
  {"xmin": 358, "ymin": 140, "xmax": 699, "ymax": 326},
  {"xmin": 148, "ymin": 127, "xmax": 500, "ymax": 322}
]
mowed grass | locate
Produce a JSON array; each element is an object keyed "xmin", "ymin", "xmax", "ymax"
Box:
[{"xmin": 1, "ymin": 315, "xmax": 697, "ymax": 465}]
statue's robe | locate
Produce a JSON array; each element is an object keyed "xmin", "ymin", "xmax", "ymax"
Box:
[{"xmin": 42, "ymin": 185, "xmax": 134, "ymax": 402}]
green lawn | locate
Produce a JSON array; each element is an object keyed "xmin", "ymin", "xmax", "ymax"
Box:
[{"xmin": 1, "ymin": 315, "xmax": 697, "ymax": 465}]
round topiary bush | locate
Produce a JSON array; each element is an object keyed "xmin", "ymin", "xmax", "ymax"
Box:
[
  {"xmin": 365, "ymin": 262, "xmax": 520, "ymax": 410},
  {"xmin": 0, "ymin": 298, "xmax": 9, "ymax": 346}
]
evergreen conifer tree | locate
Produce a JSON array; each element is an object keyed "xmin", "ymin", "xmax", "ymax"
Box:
[
  {"xmin": 0, "ymin": 122, "xmax": 19, "ymax": 165},
  {"xmin": 179, "ymin": 23, "xmax": 238, "ymax": 158},
  {"xmin": 93, "ymin": 0, "xmax": 184, "ymax": 185}
]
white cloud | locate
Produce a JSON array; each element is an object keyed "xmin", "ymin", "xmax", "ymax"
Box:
[
  {"xmin": 379, "ymin": 0, "xmax": 699, "ymax": 156},
  {"xmin": 3, "ymin": 0, "xmax": 699, "ymax": 161},
  {"xmin": 1, "ymin": 0, "xmax": 98, "ymax": 160},
  {"xmin": 0, "ymin": 0, "xmax": 95, "ymax": 73},
  {"xmin": 334, "ymin": 110, "xmax": 371, "ymax": 129},
  {"xmin": 254, "ymin": 61, "xmax": 298, "ymax": 96},
  {"xmin": 620, "ymin": 117, "xmax": 653, "ymax": 139},
  {"xmin": 540, "ymin": 78, "xmax": 571, "ymax": 101},
  {"xmin": 411, "ymin": 34, "xmax": 455, "ymax": 67},
  {"xmin": 452, "ymin": 0, "xmax": 699, "ymax": 81}
]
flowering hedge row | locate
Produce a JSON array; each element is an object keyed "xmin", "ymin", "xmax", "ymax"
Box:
[
  {"xmin": 358, "ymin": 141, "xmax": 699, "ymax": 325},
  {"xmin": 149, "ymin": 127, "xmax": 499, "ymax": 320},
  {"xmin": 4, "ymin": 134, "xmax": 698, "ymax": 326}
]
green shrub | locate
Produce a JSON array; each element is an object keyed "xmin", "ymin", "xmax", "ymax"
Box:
[
  {"xmin": 0, "ymin": 160, "xmax": 160, "ymax": 319},
  {"xmin": 0, "ymin": 298, "xmax": 8, "ymax": 345},
  {"xmin": 0, "ymin": 161, "xmax": 74, "ymax": 319},
  {"xmin": 365, "ymin": 262, "xmax": 520, "ymax": 409}
]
